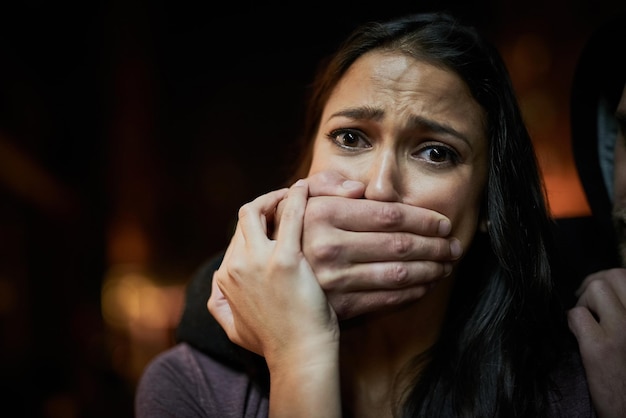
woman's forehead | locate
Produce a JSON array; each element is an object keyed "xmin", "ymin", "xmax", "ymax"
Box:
[{"xmin": 322, "ymin": 51, "xmax": 487, "ymax": 142}]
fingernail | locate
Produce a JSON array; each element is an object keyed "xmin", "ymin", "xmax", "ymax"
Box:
[
  {"xmin": 450, "ymin": 238, "xmax": 463, "ymax": 259},
  {"xmin": 438, "ymin": 219, "xmax": 451, "ymax": 236},
  {"xmin": 342, "ymin": 180, "xmax": 363, "ymax": 190},
  {"xmin": 294, "ymin": 179, "xmax": 306, "ymax": 187},
  {"xmin": 443, "ymin": 262, "xmax": 452, "ymax": 277}
]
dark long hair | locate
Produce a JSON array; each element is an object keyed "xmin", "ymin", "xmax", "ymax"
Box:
[{"xmin": 290, "ymin": 12, "xmax": 569, "ymax": 417}]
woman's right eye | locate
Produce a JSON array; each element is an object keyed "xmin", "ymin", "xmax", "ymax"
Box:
[{"xmin": 327, "ymin": 129, "xmax": 371, "ymax": 150}]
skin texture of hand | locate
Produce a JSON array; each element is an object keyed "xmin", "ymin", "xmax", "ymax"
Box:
[
  {"xmin": 276, "ymin": 170, "xmax": 463, "ymax": 319},
  {"xmin": 208, "ymin": 180, "xmax": 342, "ymax": 417},
  {"xmin": 568, "ymin": 268, "xmax": 626, "ymax": 418}
]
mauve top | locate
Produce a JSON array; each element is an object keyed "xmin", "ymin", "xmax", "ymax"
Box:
[
  {"xmin": 135, "ymin": 341, "xmax": 596, "ymax": 418},
  {"xmin": 135, "ymin": 343, "xmax": 269, "ymax": 418}
]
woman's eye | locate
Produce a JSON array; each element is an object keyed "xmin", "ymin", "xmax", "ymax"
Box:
[
  {"xmin": 329, "ymin": 130, "xmax": 371, "ymax": 150},
  {"xmin": 416, "ymin": 145, "xmax": 459, "ymax": 164}
]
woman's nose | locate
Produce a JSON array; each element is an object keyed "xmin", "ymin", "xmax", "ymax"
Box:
[{"xmin": 362, "ymin": 151, "xmax": 402, "ymax": 202}]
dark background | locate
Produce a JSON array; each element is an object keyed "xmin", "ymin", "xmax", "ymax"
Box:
[{"xmin": 1, "ymin": 1, "xmax": 625, "ymax": 417}]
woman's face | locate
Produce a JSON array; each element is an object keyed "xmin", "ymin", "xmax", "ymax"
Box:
[{"xmin": 308, "ymin": 50, "xmax": 489, "ymax": 250}]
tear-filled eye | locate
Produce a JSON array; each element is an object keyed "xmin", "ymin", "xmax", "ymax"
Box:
[
  {"xmin": 415, "ymin": 145, "xmax": 460, "ymax": 165},
  {"xmin": 328, "ymin": 129, "xmax": 372, "ymax": 150}
]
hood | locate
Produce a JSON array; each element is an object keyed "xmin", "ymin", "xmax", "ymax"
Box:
[{"xmin": 569, "ymin": 13, "xmax": 626, "ymax": 266}]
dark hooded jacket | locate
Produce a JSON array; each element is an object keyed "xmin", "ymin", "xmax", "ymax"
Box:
[{"xmin": 553, "ymin": 13, "xmax": 626, "ymax": 307}]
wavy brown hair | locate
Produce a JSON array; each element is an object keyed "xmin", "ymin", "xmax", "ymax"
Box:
[{"xmin": 288, "ymin": 12, "xmax": 570, "ymax": 417}]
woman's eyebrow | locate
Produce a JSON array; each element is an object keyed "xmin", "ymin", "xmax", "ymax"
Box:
[
  {"xmin": 327, "ymin": 106, "xmax": 473, "ymax": 147},
  {"xmin": 408, "ymin": 115, "xmax": 471, "ymax": 146},
  {"xmin": 327, "ymin": 106, "xmax": 385, "ymax": 122}
]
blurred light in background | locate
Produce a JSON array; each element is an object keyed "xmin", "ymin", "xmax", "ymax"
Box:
[
  {"xmin": 499, "ymin": 25, "xmax": 592, "ymax": 218},
  {"xmin": 101, "ymin": 264, "xmax": 185, "ymax": 382}
]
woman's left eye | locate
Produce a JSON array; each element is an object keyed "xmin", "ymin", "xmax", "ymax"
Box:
[
  {"xmin": 328, "ymin": 129, "xmax": 371, "ymax": 150},
  {"xmin": 415, "ymin": 145, "xmax": 459, "ymax": 164}
]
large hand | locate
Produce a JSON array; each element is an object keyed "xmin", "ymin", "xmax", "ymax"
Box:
[
  {"xmin": 208, "ymin": 181, "xmax": 341, "ymax": 415},
  {"xmin": 276, "ymin": 171, "xmax": 462, "ymax": 320},
  {"xmin": 568, "ymin": 268, "xmax": 626, "ymax": 418}
]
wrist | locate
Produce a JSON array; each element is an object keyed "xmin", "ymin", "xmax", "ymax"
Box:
[
  {"xmin": 266, "ymin": 336, "xmax": 340, "ymax": 373},
  {"xmin": 267, "ymin": 339, "xmax": 341, "ymax": 418}
]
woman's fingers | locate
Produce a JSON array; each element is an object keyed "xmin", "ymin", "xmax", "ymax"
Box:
[
  {"xmin": 209, "ymin": 181, "xmax": 334, "ymax": 358},
  {"xmin": 275, "ymin": 179, "xmax": 308, "ymax": 254},
  {"xmin": 238, "ymin": 188, "xmax": 288, "ymax": 247}
]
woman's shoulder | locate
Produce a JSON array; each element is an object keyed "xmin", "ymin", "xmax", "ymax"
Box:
[
  {"xmin": 548, "ymin": 348, "xmax": 597, "ymax": 417},
  {"xmin": 135, "ymin": 342, "xmax": 269, "ymax": 418}
]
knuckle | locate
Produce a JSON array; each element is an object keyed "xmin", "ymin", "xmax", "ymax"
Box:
[
  {"xmin": 226, "ymin": 261, "xmax": 243, "ymax": 281},
  {"xmin": 567, "ymin": 306, "xmax": 585, "ymax": 322},
  {"xmin": 280, "ymin": 204, "xmax": 299, "ymax": 222},
  {"xmin": 382, "ymin": 263, "xmax": 410, "ymax": 286},
  {"xmin": 308, "ymin": 240, "xmax": 341, "ymax": 262},
  {"xmin": 586, "ymin": 278, "xmax": 610, "ymax": 296},
  {"xmin": 433, "ymin": 238, "xmax": 452, "ymax": 258},
  {"xmin": 389, "ymin": 234, "xmax": 412, "ymax": 257},
  {"xmin": 414, "ymin": 237, "xmax": 450, "ymax": 259},
  {"xmin": 376, "ymin": 204, "xmax": 404, "ymax": 228},
  {"xmin": 238, "ymin": 203, "xmax": 253, "ymax": 220}
]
